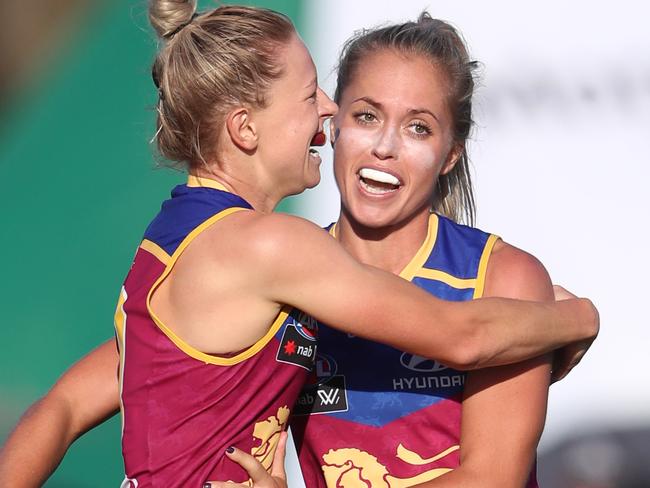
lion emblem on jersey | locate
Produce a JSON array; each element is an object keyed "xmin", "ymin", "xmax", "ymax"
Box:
[
  {"xmin": 321, "ymin": 443, "xmax": 458, "ymax": 487},
  {"xmin": 251, "ymin": 405, "xmax": 291, "ymax": 470}
]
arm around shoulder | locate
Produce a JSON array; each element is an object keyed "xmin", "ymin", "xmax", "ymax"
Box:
[
  {"xmin": 236, "ymin": 213, "xmax": 477, "ymax": 368},
  {"xmin": 241, "ymin": 215, "xmax": 597, "ymax": 371},
  {"xmin": 460, "ymin": 241, "xmax": 599, "ymax": 370}
]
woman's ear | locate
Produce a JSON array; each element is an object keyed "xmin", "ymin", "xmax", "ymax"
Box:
[
  {"xmin": 441, "ymin": 143, "xmax": 463, "ymax": 175},
  {"xmin": 225, "ymin": 107, "xmax": 258, "ymax": 152},
  {"xmin": 329, "ymin": 118, "xmax": 339, "ymax": 148}
]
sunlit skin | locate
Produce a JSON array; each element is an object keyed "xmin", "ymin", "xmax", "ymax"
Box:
[
  {"xmin": 252, "ymin": 34, "xmax": 337, "ymax": 198},
  {"xmin": 332, "ymin": 49, "xmax": 462, "ymax": 274},
  {"xmin": 197, "ymin": 34, "xmax": 337, "ymax": 213}
]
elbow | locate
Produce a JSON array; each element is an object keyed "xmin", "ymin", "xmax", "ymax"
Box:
[
  {"xmin": 447, "ymin": 342, "xmax": 482, "ymax": 371},
  {"xmin": 437, "ymin": 312, "xmax": 487, "ymax": 371},
  {"xmin": 443, "ymin": 330, "xmax": 484, "ymax": 371}
]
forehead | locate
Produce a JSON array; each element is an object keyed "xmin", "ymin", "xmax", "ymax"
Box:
[
  {"xmin": 341, "ymin": 49, "xmax": 450, "ymax": 109},
  {"xmin": 279, "ymin": 34, "xmax": 317, "ymax": 85}
]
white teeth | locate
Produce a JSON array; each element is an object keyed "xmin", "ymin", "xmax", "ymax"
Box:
[
  {"xmin": 359, "ymin": 168, "xmax": 400, "ymax": 185},
  {"xmin": 308, "ymin": 149, "xmax": 321, "ymax": 164},
  {"xmin": 359, "ymin": 179, "xmax": 394, "ymax": 194}
]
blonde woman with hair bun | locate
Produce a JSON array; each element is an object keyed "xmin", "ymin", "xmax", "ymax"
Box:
[{"xmin": 0, "ymin": 3, "xmax": 598, "ymax": 488}]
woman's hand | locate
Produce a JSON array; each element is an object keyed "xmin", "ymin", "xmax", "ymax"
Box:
[
  {"xmin": 551, "ymin": 285, "xmax": 599, "ymax": 382},
  {"xmin": 204, "ymin": 431, "xmax": 288, "ymax": 488}
]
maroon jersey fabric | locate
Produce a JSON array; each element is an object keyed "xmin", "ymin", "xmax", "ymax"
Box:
[{"xmin": 114, "ymin": 177, "xmax": 316, "ymax": 487}]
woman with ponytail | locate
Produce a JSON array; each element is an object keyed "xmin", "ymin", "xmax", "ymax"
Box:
[{"xmin": 222, "ymin": 13, "xmax": 577, "ymax": 488}]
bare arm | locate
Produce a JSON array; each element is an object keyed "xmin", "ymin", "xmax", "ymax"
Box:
[
  {"xmin": 413, "ymin": 241, "xmax": 553, "ymax": 487},
  {"xmin": 0, "ymin": 340, "xmax": 120, "ymax": 488},
  {"xmin": 240, "ymin": 213, "xmax": 597, "ymax": 371}
]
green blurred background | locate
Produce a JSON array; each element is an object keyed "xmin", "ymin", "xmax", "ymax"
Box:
[{"xmin": 0, "ymin": 1, "xmax": 302, "ymax": 485}]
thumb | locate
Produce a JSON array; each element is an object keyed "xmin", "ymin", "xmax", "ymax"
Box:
[{"xmin": 270, "ymin": 431, "xmax": 288, "ymax": 480}]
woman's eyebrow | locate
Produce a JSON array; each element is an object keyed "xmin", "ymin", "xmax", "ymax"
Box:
[
  {"xmin": 303, "ymin": 77, "xmax": 317, "ymax": 91},
  {"xmin": 407, "ymin": 107, "xmax": 440, "ymax": 124},
  {"xmin": 351, "ymin": 97, "xmax": 441, "ymax": 124},
  {"xmin": 351, "ymin": 96, "xmax": 382, "ymax": 108}
]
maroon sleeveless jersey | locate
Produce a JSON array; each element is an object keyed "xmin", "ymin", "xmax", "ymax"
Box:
[{"xmin": 114, "ymin": 176, "xmax": 317, "ymax": 487}]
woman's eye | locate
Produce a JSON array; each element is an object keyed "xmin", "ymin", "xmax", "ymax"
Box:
[
  {"xmin": 355, "ymin": 112, "xmax": 376, "ymax": 124},
  {"xmin": 410, "ymin": 122, "xmax": 432, "ymax": 136}
]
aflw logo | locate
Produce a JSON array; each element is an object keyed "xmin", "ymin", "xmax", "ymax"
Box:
[
  {"xmin": 294, "ymin": 375, "xmax": 348, "ymax": 415},
  {"xmin": 317, "ymin": 388, "xmax": 340, "ymax": 406}
]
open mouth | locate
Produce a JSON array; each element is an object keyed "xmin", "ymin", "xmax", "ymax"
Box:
[
  {"xmin": 358, "ymin": 167, "xmax": 401, "ymax": 194},
  {"xmin": 310, "ymin": 131, "xmax": 326, "ymax": 147},
  {"xmin": 309, "ymin": 131, "xmax": 326, "ymax": 161}
]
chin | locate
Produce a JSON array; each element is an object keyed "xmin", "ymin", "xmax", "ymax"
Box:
[
  {"xmin": 348, "ymin": 206, "xmax": 399, "ymax": 230},
  {"xmin": 304, "ymin": 176, "xmax": 321, "ymax": 190},
  {"xmin": 304, "ymin": 170, "xmax": 322, "ymax": 189}
]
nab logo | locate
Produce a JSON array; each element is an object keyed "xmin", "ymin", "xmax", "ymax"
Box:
[
  {"xmin": 276, "ymin": 314, "xmax": 318, "ymax": 371},
  {"xmin": 293, "ymin": 312, "xmax": 318, "ymax": 341},
  {"xmin": 399, "ymin": 353, "xmax": 448, "ymax": 373}
]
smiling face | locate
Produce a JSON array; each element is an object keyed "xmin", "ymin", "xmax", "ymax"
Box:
[
  {"xmin": 254, "ymin": 34, "xmax": 338, "ymax": 198},
  {"xmin": 333, "ymin": 49, "xmax": 460, "ymax": 230}
]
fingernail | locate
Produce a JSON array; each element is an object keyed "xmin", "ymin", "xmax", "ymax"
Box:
[
  {"xmin": 226, "ymin": 446, "xmax": 235, "ymax": 454},
  {"xmin": 203, "ymin": 484, "xmax": 212, "ymax": 488}
]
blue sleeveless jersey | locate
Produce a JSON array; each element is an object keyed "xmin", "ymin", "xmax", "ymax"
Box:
[{"xmin": 290, "ymin": 214, "xmax": 540, "ymax": 487}]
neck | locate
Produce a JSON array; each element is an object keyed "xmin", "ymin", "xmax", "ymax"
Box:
[
  {"xmin": 335, "ymin": 208, "xmax": 431, "ymax": 275},
  {"xmin": 191, "ymin": 165, "xmax": 280, "ymax": 214}
]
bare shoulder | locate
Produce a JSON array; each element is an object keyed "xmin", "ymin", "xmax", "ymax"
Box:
[
  {"xmin": 217, "ymin": 211, "xmax": 332, "ymax": 262},
  {"xmin": 189, "ymin": 210, "xmax": 336, "ymax": 280},
  {"xmin": 239, "ymin": 212, "xmax": 330, "ymax": 250},
  {"xmin": 484, "ymin": 240, "xmax": 553, "ymax": 301}
]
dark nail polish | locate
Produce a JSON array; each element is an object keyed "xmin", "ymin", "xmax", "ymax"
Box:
[
  {"xmin": 203, "ymin": 484, "xmax": 212, "ymax": 488},
  {"xmin": 226, "ymin": 446, "xmax": 235, "ymax": 454}
]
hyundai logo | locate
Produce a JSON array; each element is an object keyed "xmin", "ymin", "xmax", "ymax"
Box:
[{"xmin": 399, "ymin": 353, "xmax": 448, "ymax": 372}]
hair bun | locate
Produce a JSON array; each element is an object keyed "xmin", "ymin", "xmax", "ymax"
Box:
[{"xmin": 149, "ymin": 0, "xmax": 197, "ymax": 39}]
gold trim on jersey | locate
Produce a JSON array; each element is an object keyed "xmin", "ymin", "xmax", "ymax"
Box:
[
  {"xmin": 331, "ymin": 214, "xmax": 498, "ymax": 294},
  {"xmin": 187, "ymin": 174, "xmax": 230, "ymax": 192},
  {"xmin": 114, "ymin": 287, "xmax": 127, "ymax": 345},
  {"xmin": 330, "ymin": 215, "xmax": 440, "ymax": 282},
  {"xmin": 146, "ymin": 206, "xmax": 290, "ymax": 366},
  {"xmin": 414, "ymin": 269, "xmax": 476, "ymax": 289},
  {"xmin": 473, "ymin": 234, "xmax": 500, "ymax": 299},
  {"xmin": 139, "ymin": 239, "xmax": 171, "ymax": 265},
  {"xmin": 329, "ymin": 213, "xmax": 440, "ymax": 280},
  {"xmin": 114, "ymin": 286, "xmax": 128, "ymax": 437},
  {"xmin": 400, "ymin": 214, "xmax": 439, "ymax": 281}
]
